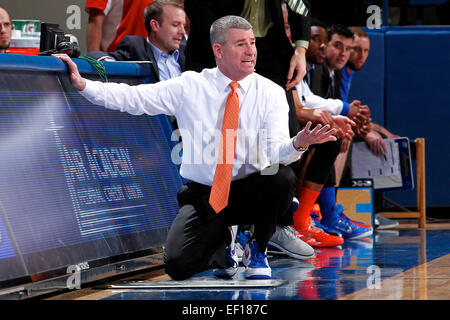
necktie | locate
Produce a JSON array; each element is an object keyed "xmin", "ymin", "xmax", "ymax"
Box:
[
  {"xmin": 286, "ymin": 0, "xmax": 309, "ymax": 16},
  {"xmin": 306, "ymin": 68, "xmax": 314, "ymax": 87},
  {"xmin": 209, "ymin": 82, "xmax": 240, "ymax": 213}
]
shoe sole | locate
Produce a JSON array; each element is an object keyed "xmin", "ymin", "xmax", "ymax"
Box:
[
  {"xmin": 213, "ymin": 267, "xmax": 238, "ymax": 279},
  {"xmin": 245, "ymin": 269, "xmax": 272, "ymax": 279},
  {"xmin": 246, "ymin": 274, "xmax": 271, "ymax": 279},
  {"xmin": 345, "ymin": 229, "xmax": 373, "ymax": 240},
  {"xmin": 376, "ymin": 222, "xmax": 399, "ymax": 230},
  {"xmin": 267, "ymin": 241, "xmax": 315, "ymax": 260}
]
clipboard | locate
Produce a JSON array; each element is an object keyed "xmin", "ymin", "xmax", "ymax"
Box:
[{"xmin": 351, "ymin": 137, "xmax": 414, "ymax": 191}]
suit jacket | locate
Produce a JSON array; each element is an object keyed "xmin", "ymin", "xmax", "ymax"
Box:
[
  {"xmin": 310, "ymin": 62, "xmax": 342, "ymax": 100},
  {"xmin": 88, "ymin": 35, "xmax": 186, "ymax": 82},
  {"xmin": 184, "ymin": 0, "xmax": 310, "ymax": 85}
]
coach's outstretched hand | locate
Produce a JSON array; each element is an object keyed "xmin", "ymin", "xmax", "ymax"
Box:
[
  {"xmin": 293, "ymin": 121, "xmax": 337, "ymax": 150},
  {"xmin": 52, "ymin": 53, "xmax": 86, "ymax": 91}
]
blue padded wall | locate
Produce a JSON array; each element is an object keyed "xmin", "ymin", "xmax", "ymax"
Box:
[
  {"xmin": 348, "ymin": 29, "xmax": 385, "ymax": 126},
  {"xmin": 384, "ymin": 28, "xmax": 450, "ymax": 207},
  {"xmin": 349, "ymin": 27, "xmax": 450, "ymax": 207},
  {"xmin": 0, "ymin": 55, "xmax": 183, "ymax": 284}
]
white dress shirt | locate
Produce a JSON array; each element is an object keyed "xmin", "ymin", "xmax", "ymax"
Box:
[
  {"xmin": 80, "ymin": 68, "xmax": 304, "ymax": 186},
  {"xmin": 295, "ymin": 62, "xmax": 347, "ymax": 116}
]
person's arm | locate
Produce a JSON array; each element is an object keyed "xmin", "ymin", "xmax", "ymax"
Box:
[
  {"xmin": 286, "ymin": 46, "xmax": 307, "ymax": 91},
  {"xmin": 293, "ymin": 121, "xmax": 337, "ymax": 151},
  {"xmin": 265, "ymin": 86, "xmax": 337, "ymax": 165},
  {"xmin": 297, "ymin": 80, "xmax": 347, "ymax": 115},
  {"xmin": 87, "ymin": 50, "xmax": 117, "ymax": 61},
  {"xmin": 371, "ymin": 122, "xmax": 400, "ymax": 139},
  {"xmin": 285, "ymin": 0, "xmax": 311, "ymax": 90},
  {"xmin": 292, "ymin": 88, "xmax": 333, "ymax": 126},
  {"xmin": 364, "ymin": 130, "xmax": 387, "ymax": 157},
  {"xmin": 53, "ymin": 53, "xmax": 179, "ymax": 116},
  {"xmin": 86, "ymin": 8, "xmax": 105, "ymax": 52}
]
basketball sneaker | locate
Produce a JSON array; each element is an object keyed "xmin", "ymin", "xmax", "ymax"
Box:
[
  {"xmin": 295, "ymin": 217, "xmax": 344, "ymax": 248},
  {"xmin": 212, "ymin": 245, "xmax": 239, "ymax": 278},
  {"xmin": 213, "ymin": 226, "xmax": 239, "ymax": 278},
  {"xmin": 243, "ymin": 239, "xmax": 271, "ymax": 279},
  {"xmin": 235, "ymin": 229, "xmax": 251, "ymax": 262},
  {"xmin": 329, "ymin": 209, "xmax": 373, "ymax": 240},
  {"xmin": 268, "ymin": 225, "xmax": 315, "ymax": 260}
]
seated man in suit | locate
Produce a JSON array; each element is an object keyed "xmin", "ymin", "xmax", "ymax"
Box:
[{"xmin": 88, "ymin": 0, "xmax": 186, "ymax": 82}]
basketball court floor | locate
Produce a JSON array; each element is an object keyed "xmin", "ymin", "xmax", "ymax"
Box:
[{"xmin": 47, "ymin": 220, "xmax": 450, "ymax": 301}]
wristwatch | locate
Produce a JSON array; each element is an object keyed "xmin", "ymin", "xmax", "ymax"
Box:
[{"xmin": 293, "ymin": 139, "xmax": 308, "ymax": 152}]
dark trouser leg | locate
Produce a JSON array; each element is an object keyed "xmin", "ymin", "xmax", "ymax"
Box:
[
  {"xmin": 223, "ymin": 165, "xmax": 297, "ymax": 250},
  {"xmin": 303, "ymin": 140, "xmax": 342, "ymax": 185},
  {"xmin": 164, "ymin": 183, "xmax": 228, "ymax": 280},
  {"xmin": 164, "ymin": 165, "xmax": 297, "ymax": 280}
]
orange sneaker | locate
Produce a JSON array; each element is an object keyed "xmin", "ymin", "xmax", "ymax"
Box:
[{"xmin": 295, "ymin": 217, "xmax": 344, "ymax": 248}]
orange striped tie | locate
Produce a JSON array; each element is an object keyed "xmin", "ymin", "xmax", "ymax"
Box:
[{"xmin": 209, "ymin": 81, "xmax": 240, "ymax": 213}]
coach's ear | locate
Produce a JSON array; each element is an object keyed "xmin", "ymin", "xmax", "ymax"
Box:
[{"xmin": 212, "ymin": 43, "xmax": 223, "ymax": 60}]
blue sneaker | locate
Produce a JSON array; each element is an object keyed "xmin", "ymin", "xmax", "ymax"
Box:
[
  {"xmin": 337, "ymin": 204, "xmax": 369, "ymax": 227},
  {"xmin": 310, "ymin": 211, "xmax": 342, "ymax": 237},
  {"xmin": 235, "ymin": 229, "xmax": 251, "ymax": 262},
  {"xmin": 213, "ymin": 226, "xmax": 239, "ymax": 278},
  {"xmin": 243, "ymin": 239, "xmax": 271, "ymax": 279},
  {"xmin": 213, "ymin": 245, "xmax": 239, "ymax": 279},
  {"xmin": 331, "ymin": 212, "xmax": 373, "ymax": 240}
]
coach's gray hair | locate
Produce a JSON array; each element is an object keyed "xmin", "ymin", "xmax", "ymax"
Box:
[{"xmin": 210, "ymin": 15, "xmax": 252, "ymax": 46}]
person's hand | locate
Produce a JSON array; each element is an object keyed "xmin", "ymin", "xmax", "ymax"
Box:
[
  {"xmin": 286, "ymin": 46, "xmax": 306, "ymax": 91},
  {"xmin": 347, "ymin": 100, "xmax": 361, "ymax": 119},
  {"xmin": 332, "ymin": 115, "xmax": 356, "ymax": 140},
  {"xmin": 353, "ymin": 104, "xmax": 371, "ymax": 125},
  {"xmin": 364, "ymin": 130, "xmax": 387, "ymax": 157},
  {"xmin": 52, "ymin": 53, "xmax": 86, "ymax": 90},
  {"xmin": 310, "ymin": 108, "xmax": 333, "ymax": 126},
  {"xmin": 354, "ymin": 120, "xmax": 371, "ymax": 137},
  {"xmin": 349, "ymin": 103, "xmax": 371, "ymax": 137},
  {"xmin": 357, "ymin": 104, "xmax": 371, "ymax": 119},
  {"xmin": 293, "ymin": 121, "xmax": 337, "ymax": 150}
]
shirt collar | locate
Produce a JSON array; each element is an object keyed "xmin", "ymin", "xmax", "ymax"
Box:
[
  {"xmin": 215, "ymin": 67, "xmax": 252, "ymax": 94},
  {"xmin": 147, "ymin": 38, "xmax": 179, "ymax": 61}
]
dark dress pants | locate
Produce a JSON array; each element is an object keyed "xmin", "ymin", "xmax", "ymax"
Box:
[{"xmin": 164, "ymin": 165, "xmax": 297, "ymax": 280}]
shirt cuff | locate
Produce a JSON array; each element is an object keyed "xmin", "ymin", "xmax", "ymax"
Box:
[
  {"xmin": 292, "ymin": 40, "xmax": 309, "ymax": 50},
  {"xmin": 79, "ymin": 79, "xmax": 96, "ymax": 96},
  {"xmin": 97, "ymin": 55, "xmax": 115, "ymax": 61},
  {"xmin": 340, "ymin": 101, "xmax": 350, "ymax": 116},
  {"xmin": 287, "ymin": 137, "xmax": 306, "ymax": 163}
]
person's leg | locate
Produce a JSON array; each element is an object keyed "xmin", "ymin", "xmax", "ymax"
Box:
[
  {"xmin": 317, "ymin": 181, "xmax": 374, "ymax": 240},
  {"xmin": 224, "ymin": 165, "xmax": 298, "ymax": 278},
  {"xmin": 165, "ymin": 166, "xmax": 297, "ymax": 280},
  {"xmin": 290, "ymin": 140, "xmax": 345, "ymax": 247},
  {"xmin": 292, "ymin": 140, "xmax": 342, "ymax": 230},
  {"xmin": 164, "ymin": 182, "xmax": 229, "ymax": 280},
  {"xmin": 224, "ymin": 165, "xmax": 297, "ymax": 250}
]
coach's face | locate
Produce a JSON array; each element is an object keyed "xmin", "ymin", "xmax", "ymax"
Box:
[{"xmin": 213, "ymin": 28, "xmax": 257, "ymax": 81}]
